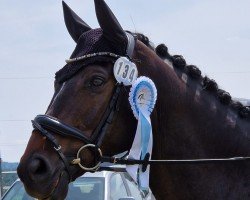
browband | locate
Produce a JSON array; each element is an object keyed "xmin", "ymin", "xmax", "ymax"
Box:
[{"xmin": 65, "ymin": 32, "xmax": 136, "ymax": 64}]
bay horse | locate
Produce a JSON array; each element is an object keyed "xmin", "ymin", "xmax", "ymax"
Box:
[{"xmin": 17, "ymin": 0, "xmax": 250, "ymax": 199}]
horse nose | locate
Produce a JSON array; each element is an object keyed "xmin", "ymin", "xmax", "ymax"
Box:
[{"xmin": 23, "ymin": 155, "xmax": 52, "ymax": 182}]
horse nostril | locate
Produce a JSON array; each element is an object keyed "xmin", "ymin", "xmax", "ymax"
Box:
[
  {"xmin": 28, "ymin": 157, "xmax": 51, "ymax": 182},
  {"xmin": 30, "ymin": 159, "xmax": 46, "ymax": 174}
]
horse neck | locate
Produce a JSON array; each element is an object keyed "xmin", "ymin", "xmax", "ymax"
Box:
[
  {"xmin": 135, "ymin": 43, "xmax": 250, "ymax": 200},
  {"xmin": 135, "ymin": 44, "xmax": 250, "ymax": 159}
]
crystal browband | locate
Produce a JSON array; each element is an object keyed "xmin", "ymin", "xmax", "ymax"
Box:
[{"xmin": 65, "ymin": 52, "xmax": 121, "ymax": 64}]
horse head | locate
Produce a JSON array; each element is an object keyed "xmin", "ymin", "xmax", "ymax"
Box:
[
  {"xmin": 17, "ymin": 1, "xmax": 250, "ymax": 199},
  {"xmin": 17, "ymin": 0, "xmax": 157, "ymax": 199}
]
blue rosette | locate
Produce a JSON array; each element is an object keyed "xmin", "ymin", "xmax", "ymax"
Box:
[
  {"xmin": 127, "ymin": 76, "xmax": 157, "ymax": 193},
  {"xmin": 129, "ymin": 76, "xmax": 157, "ymax": 119}
]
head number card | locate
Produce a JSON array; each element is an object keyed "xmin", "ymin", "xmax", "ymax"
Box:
[{"xmin": 113, "ymin": 57, "xmax": 138, "ymax": 86}]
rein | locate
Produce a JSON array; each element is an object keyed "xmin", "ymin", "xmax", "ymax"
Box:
[
  {"xmin": 32, "ymin": 112, "xmax": 250, "ymax": 177},
  {"xmin": 30, "ymin": 115, "xmax": 250, "ymax": 174},
  {"xmin": 100, "ymin": 153, "xmax": 250, "ymax": 173}
]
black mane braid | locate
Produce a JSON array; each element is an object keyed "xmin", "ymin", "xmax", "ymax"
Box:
[
  {"xmin": 57, "ymin": 31, "xmax": 250, "ymax": 120},
  {"xmin": 135, "ymin": 33, "xmax": 250, "ymax": 120}
]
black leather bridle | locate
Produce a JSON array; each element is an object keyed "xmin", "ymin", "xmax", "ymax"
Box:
[{"xmin": 31, "ymin": 32, "xmax": 136, "ymax": 181}]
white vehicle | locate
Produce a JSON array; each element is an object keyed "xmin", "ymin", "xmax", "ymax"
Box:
[{"xmin": 2, "ymin": 170, "xmax": 155, "ymax": 200}]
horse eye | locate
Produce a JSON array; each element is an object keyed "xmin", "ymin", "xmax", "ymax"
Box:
[{"xmin": 90, "ymin": 77, "xmax": 105, "ymax": 87}]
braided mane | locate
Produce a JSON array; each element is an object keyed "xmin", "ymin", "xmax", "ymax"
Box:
[
  {"xmin": 57, "ymin": 31, "xmax": 249, "ymax": 120},
  {"xmin": 134, "ymin": 32, "xmax": 250, "ymax": 120}
]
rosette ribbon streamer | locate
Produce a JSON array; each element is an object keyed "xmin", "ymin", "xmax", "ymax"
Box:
[{"xmin": 126, "ymin": 76, "xmax": 157, "ymax": 194}]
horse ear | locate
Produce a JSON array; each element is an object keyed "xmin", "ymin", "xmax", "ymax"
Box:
[
  {"xmin": 62, "ymin": 1, "xmax": 92, "ymax": 42},
  {"xmin": 94, "ymin": 0, "xmax": 127, "ymax": 50}
]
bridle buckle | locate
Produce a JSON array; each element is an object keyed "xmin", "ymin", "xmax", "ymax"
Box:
[{"xmin": 54, "ymin": 145, "xmax": 62, "ymax": 151}]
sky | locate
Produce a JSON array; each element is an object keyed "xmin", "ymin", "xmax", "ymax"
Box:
[{"xmin": 0, "ymin": 0, "xmax": 250, "ymax": 162}]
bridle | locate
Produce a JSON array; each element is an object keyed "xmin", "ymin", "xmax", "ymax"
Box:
[
  {"xmin": 31, "ymin": 32, "xmax": 250, "ymax": 182},
  {"xmin": 32, "ymin": 32, "xmax": 135, "ymax": 181}
]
